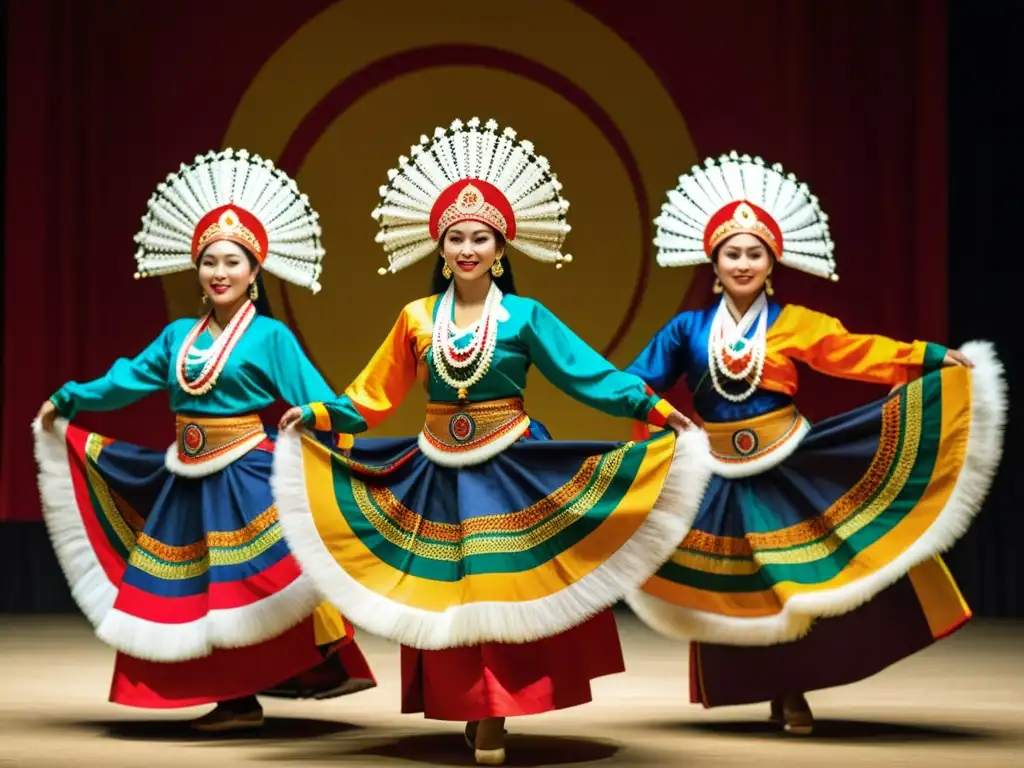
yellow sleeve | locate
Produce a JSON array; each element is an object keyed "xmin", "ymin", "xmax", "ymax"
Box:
[
  {"xmin": 302, "ymin": 298, "xmax": 432, "ymax": 433},
  {"xmin": 769, "ymin": 305, "xmax": 948, "ymax": 387}
]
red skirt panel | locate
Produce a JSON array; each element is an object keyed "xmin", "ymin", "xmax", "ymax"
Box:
[
  {"xmin": 401, "ymin": 610, "xmax": 625, "ymax": 721},
  {"xmin": 109, "ymin": 616, "xmax": 374, "ymax": 709}
]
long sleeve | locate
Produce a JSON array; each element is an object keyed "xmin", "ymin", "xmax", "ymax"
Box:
[
  {"xmin": 522, "ymin": 300, "xmax": 674, "ymax": 426},
  {"xmin": 771, "ymin": 305, "xmax": 948, "ymax": 386},
  {"xmin": 625, "ymin": 313, "xmax": 692, "ymax": 394},
  {"xmin": 265, "ymin": 323, "xmax": 336, "ymax": 405},
  {"xmin": 49, "ymin": 322, "xmax": 176, "ymax": 419},
  {"xmin": 301, "ymin": 305, "xmax": 419, "ymax": 434}
]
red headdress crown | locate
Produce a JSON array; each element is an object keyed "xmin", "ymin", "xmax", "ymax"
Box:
[
  {"xmin": 704, "ymin": 200, "xmax": 783, "ymax": 259},
  {"xmin": 429, "ymin": 179, "xmax": 516, "ymax": 242},
  {"xmin": 191, "ymin": 204, "xmax": 269, "ymax": 263}
]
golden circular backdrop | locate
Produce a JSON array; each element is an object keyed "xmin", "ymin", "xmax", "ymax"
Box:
[{"xmin": 162, "ymin": 0, "xmax": 699, "ymax": 438}]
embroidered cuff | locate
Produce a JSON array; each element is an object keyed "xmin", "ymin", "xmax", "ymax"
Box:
[
  {"xmin": 923, "ymin": 342, "xmax": 948, "ymax": 372},
  {"xmin": 302, "ymin": 403, "xmax": 333, "ymax": 432},
  {"xmin": 646, "ymin": 397, "xmax": 675, "ymax": 427},
  {"xmin": 49, "ymin": 388, "xmax": 76, "ymax": 420}
]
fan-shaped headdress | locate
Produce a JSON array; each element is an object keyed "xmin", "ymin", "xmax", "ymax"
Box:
[
  {"xmin": 654, "ymin": 151, "xmax": 837, "ymax": 281},
  {"xmin": 133, "ymin": 149, "xmax": 325, "ymax": 292},
  {"xmin": 372, "ymin": 118, "xmax": 573, "ymax": 274}
]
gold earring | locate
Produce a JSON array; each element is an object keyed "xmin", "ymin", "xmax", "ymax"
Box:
[
  {"xmin": 765, "ymin": 276, "xmax": 774, "ymax": 297},
  {"xmin": 201, "ymin": 294, "xmax": 209, "ymax": 305},
  {"xmin": 442, "ymin": 262, "xmax": 453, "ymax": 280},
  {"xmin": 491, "ymin": 257, "xmax": 504, "ymax": 278},
  {"xmin": 249, "ymin": 282, "xmax": 259, "ymax": 301},
  {"xmin": 712, "ymin": 277, "xmax": 723, "ymax": 294}
]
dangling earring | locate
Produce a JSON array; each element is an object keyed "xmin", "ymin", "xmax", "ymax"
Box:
[
  {"xmin": 249, "ymin": 282, "xmax": 259, "ymax": 301},
  {"xmin": 442, "ymin": 262, "xmax": 453, "ymax": 280},
  {"xmin": 201, "ymin": 294, "xmax": 209, "ymax": 306},
  {"xmin": 491, "ymin": 256, "xmax": 504, "ymax": 278},
  {"xmin": 712, "ymin": 277, "xmax": 723, "ymax": 294},
  {"xmin": 765, "ymin": 276, "xmax": 775, "ymax": 297}
]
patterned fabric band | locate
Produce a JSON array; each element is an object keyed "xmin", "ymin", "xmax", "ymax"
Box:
[
  {"xmin": 703, "ymin": 405, "xmax": 810, "ymax": 478},
  {"xmin": 418, "ymin": 397, "xmax": 531, "ymax": 467},
  {"xmin": 167, "ymin": 413, "xmax": 269, "ymax": 477}
]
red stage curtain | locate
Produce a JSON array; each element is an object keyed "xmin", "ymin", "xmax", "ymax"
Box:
[{"xmin": 1, "ymin": 0, "xmax": 946, "ymax": 521}]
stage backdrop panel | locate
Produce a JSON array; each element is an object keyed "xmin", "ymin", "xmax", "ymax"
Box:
[{"xmin": 2, "ymin": 0, "xmax": 946, "ymax": 522}]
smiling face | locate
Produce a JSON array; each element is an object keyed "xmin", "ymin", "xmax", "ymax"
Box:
[
  {"xmin": 440, "ymin": 221, "xmax": 505, "ymax": 284},
  {"xmin": 196, "ymin": 240, "xmax": 257, "ymax": 310},
  {"xmin": 713, "ymin": 232, "xmax": 773, "ymax": 301}
]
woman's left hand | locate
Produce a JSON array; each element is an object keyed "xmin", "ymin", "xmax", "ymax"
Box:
[
  {"xmin": 665, "ymin": 410, "xmax": 695, "ymax": 433},
  {"xmin": 279, "ymin": 406, "xmax": 305, "ymax": 430},
  {"xmin": 943, "ymin": 349, "xmax": 974, "ymax": 369}
]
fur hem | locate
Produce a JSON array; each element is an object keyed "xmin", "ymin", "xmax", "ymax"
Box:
[
  {"xmin": 416, "ymin": 418, "xmax": 531, "ymax": 467},
  {"xmin": 626, "ymin": 340, "xmax": 1007, "ymax": 646},
  {"xmin": 163, "ymin": 433, "xmax": 266, "ymax": 478},
  {"xmin": 95, "ymin": 571, "xmax": 324, "ymax": 662},
  {"xmin": 32, "ymin": 417, "xmax": 119, "ymax": 628},
  {"xmin": 274, "ymin": 426, "xmax": 711, "ymax": 649},
  {"xmin": 709, "ymin": 418, "xmax": 810, "ymax": 478}
]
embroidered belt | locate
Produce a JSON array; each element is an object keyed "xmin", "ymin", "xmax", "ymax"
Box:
[
  {"xmin": 418, "ymin": 398, "xmax": 531, "ymax": 467},
  {"xmin": 703, "ymin": 406, "xmax": 809, "ymax": 478},
  {"xmin": 165, "ymin": 413, "xmax": 269, "ymax": 477}
]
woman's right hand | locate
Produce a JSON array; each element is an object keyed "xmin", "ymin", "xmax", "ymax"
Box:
[
  {"xmin": 279, "ymin": 406, "xmax": 305, "ymax": 431},
  {"xmin": 37, "ymin": 400, "xmax": 58, "ymax": 432}
]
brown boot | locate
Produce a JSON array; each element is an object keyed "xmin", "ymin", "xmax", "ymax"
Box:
[
  {"xmin": 776, "ymin": 694, "xmax": 813, "ymax": 735},
  {"xmin": 190, "ymin": 696, "xmax": 264, "ymax": 733}
]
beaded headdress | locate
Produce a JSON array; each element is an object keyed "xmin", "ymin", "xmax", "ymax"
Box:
[
  {"xmin": 654, "ymin": 151, "xmax": 837, "ymax": 281},
  {"xmin": 133, "ymin": 149, "xmax": 325, "ymax": 292},
  {"xmin": 372, "ymin": 118, "xmax": 573, "ymax": 274}
]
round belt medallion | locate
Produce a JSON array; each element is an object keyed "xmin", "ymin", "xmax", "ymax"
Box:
[
  {"xmin": 731, "ymin": 428, "xmax": 759, "ymax": 457},
  {"xmin": 181, "ymin": 423, "xmax": 208, "ymax": 457},
  {"xmin": 448, "ymin": 413, "xmax": 477, "ymax": 444}
]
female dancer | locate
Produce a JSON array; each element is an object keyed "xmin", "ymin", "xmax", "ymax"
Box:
[
  {"xmin": 624, "ymin": 152, "xmax": 1006, "ymax": 733},
  {"xmin": 274, "ymin": 118, "xmax": 710, "ymax": 765},
  {"xmin": 34, "ymin": 150, "xmax": 375, "ymax": 731}
]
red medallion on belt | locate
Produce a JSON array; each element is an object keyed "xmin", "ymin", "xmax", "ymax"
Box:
[
  {"xmin": 181, "ymin": 423, "xmax": 208, "ymax": 457},
  {"xmin": 448, "ymin": 413, "xmax": 477, "ymax": 443},
  {"xmin": 731, "ymin": 428, "xmax": 759, "ymax": 456}
]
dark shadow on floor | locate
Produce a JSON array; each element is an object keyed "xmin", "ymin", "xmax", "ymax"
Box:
[
  {"xmin": 260, "ymin": 731, "xmax": 639, "ymax": 765},
  {"xmin": 67, "ymin": 716, "xmax": 361, "ymax": 742},
  {"xmin": 658, "ymin": 718, "xmax": 999, "ymax": 743}
]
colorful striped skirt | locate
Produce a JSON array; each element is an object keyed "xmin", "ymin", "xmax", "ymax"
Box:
[
  {"xmin": 33, "ymin": 417, "xmax": 376, "ymax": 708},
  {"xmin": 627, "ymin": 341, "xmax": 1005, "ymax": 705}
]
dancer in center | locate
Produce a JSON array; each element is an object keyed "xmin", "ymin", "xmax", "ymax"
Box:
[{"xmin": 274, "ymin": 118, "xmax": 710, "ymax": 765}]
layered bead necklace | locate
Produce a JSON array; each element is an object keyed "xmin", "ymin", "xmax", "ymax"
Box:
[
  {"xmin": 707, "ymin": 292, "xmax": 768, "ymax": 403},
  {"xmin": 176, "ymin": 300, "xmax": 256, "ymax": 397},
  {"xmin": 431, "ymin": 281, "xmax": 503, "ymax": 401}
]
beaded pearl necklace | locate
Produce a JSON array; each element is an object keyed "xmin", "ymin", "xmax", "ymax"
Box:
[
  {"xmin": 175, "ymin": 300, "xmax": 256, "ymax": 397},
  {"xmin": 707, "ymin": 292, "xmax": 768, "ymax": 403},
  {"xmin": 431, "ymin": 281, "xmax": 503, "ymax": 401}
]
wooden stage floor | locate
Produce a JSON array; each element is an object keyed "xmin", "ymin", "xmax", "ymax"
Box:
[{"xmin": 1, "ymin": 613, "xmax": 1022, "ymax": 767}]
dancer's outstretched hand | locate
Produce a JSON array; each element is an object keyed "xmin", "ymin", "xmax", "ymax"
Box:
[
  {"xmin": 37, "ymin": 400, "xmax": 58, "ymax": 432},
  {"xmin": 943, "ymin": 349, "xmax": 974, "ymax": 369},
  {"xmin": 666, "ymin": 410, "xmax": 694, "ymax": 433},
  {"xmin": 279, "ymin": 406, "xmax": 304, "ymax": 430}
]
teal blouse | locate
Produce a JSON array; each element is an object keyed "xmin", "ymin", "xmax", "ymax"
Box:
[
  {"xmin": 300, "ymin": 293, "xmax": 674, "ymax": 433},
  {"xmin": 50, "ymin": 315, "xmax": 335, "ymax": 419}
]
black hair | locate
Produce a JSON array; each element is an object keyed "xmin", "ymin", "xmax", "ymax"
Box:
[
  {"xmin": 429, "ymin": 228, "xmax": 519, "ymax": 296},
  {"xmin": 244, "ymin": 253, "xmax": 274, "ymax": 317}
]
